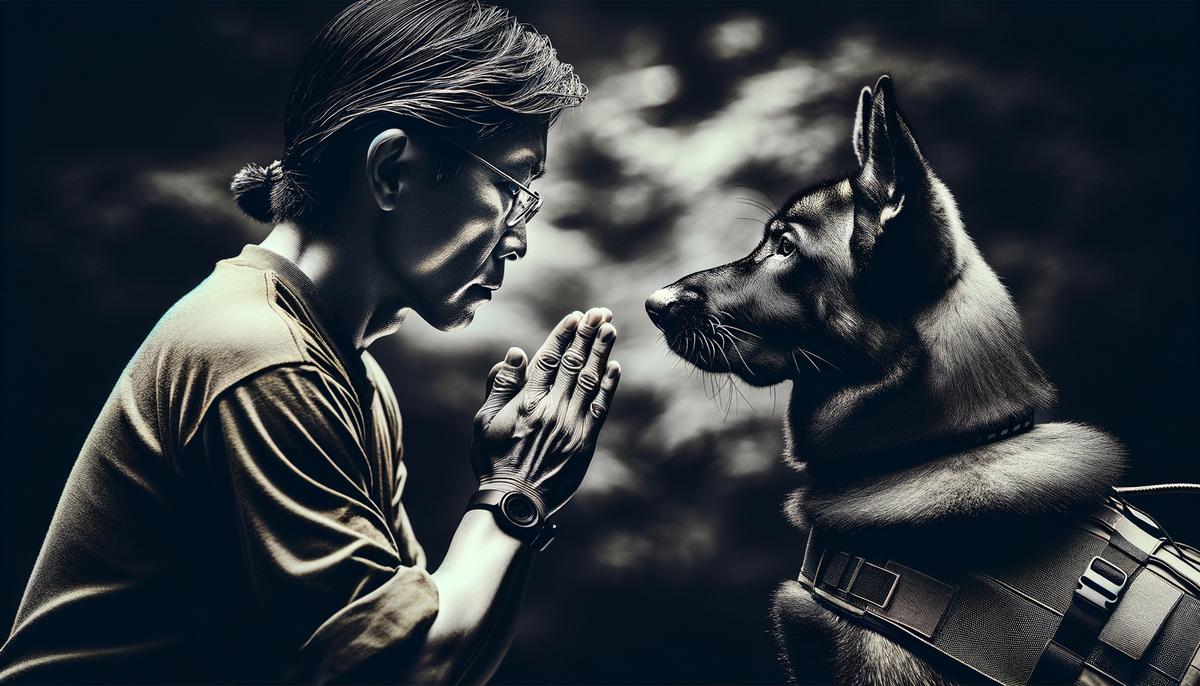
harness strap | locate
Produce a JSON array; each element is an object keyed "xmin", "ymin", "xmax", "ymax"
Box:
[
  {"xmin": 797, "ymin": 503, "xmax": 1200, "ymax": 686},
  {"xmin": 1028, "ymin": 540, "xmax": 1139, "ymax": 684}
]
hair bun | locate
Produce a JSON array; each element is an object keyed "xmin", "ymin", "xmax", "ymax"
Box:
[{"xmin": 230, "ymin": 160, "xmax": 282, "ymax": 223}]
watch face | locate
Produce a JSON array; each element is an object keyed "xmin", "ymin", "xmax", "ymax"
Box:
[{"xmin": 501, "ymin": 492, "xmax": 539, "ymax": 528}]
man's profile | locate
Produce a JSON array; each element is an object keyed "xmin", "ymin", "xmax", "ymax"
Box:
[{"xmin": 0, "ymin": 1, "xmax": 620, "ymax": 683}]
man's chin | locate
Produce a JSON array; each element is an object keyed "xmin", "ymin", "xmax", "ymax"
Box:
[{"xmin": 427, "ymin": 300, "xmax": 484, "ymax": 332}]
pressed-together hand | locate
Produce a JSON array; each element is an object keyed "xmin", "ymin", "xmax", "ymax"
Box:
[{"xmin": 471, "ymin": 307, "xmax": 621, "ymax": 516}]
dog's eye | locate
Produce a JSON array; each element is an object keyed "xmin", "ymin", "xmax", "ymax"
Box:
[{"xmin": 775, "ymin": 234, "xmax": 796, "ymax": 257}]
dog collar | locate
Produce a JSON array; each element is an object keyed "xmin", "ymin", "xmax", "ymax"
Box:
[
  {"xmin": 941, "ymin": 407, "xmax": 1036, "ymax": 453},
  {"xmin": 805, "ymin": 409, "xmax": 1037, "ymax": 484}
]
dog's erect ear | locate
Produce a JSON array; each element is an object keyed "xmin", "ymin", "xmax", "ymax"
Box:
[
  {"xmin": 853, "ymin": 76, "xmax": 957, "ymax": 311},
  {"xmin": 856, "ymin": 75, "xmax": 927, "ymax": 223},
  {"xmin": 852, "ymin": 86, "xmax": 872, "ymax": 167}
]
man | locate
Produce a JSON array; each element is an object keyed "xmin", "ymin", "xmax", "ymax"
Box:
[{"xmin": 0, "ymin": 1, "xmax": 620, "ymax": 683}]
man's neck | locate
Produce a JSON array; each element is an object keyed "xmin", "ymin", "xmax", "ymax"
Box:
[{"xmin": 259, "ymin": 222, "xmax": 389, "ymax": 352}]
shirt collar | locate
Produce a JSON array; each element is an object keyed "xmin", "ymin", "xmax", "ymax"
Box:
[{"xmin": 227, "ymin": 244, "xmax": 374, "ymax": 398}]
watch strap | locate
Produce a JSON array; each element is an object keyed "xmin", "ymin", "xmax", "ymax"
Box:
[{"xmin": 467, "ymin": 488, "xmax": 556, "ymax": 551}]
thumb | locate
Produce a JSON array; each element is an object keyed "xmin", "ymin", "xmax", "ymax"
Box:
[{"xmin": 478, "ymin": 347, "xmax": 527, "ymax": 426}]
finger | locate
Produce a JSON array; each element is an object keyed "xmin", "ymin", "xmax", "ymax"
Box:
[
  {"xmin": 549, "ymin": 307, "xmax": 606, "ymax": 402},
  {"xmin": 570, "ymin": 322, "xmax": 616, "ymax": 412},
  {"xmin": 584, "ymin": 361, "xmax": 621, "ymax": 434},
  {"xmin": 485, "ymin": 361, "xmax": 506, "ymax": 399},
  {"xmin": 477, "ymin": 348, "xmax": 527, "ymax": 426},
  {"xmin": 524, "ymin": 311, "xmax": 582, "ymax": 404}
]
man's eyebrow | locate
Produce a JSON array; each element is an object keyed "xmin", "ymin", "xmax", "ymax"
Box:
[{"xmin": 503, "ymin": 152, "xmax": 546, "ymax": 183}]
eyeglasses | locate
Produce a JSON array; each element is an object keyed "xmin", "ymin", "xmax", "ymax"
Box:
[{"xmin": 452, "ymin": 143, "xmax": 543, "ymax": 227}]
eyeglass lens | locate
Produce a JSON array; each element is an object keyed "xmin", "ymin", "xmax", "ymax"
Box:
[{"xmin": 507, "ymin": 190, "xmax": 541, "ymax": 227}]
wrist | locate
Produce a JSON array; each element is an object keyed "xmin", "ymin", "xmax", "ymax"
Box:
[
  {"xmin": 477, "ymin": 475, "xmax": 547, "ymax": 516},
  {"xmin": 467, "ymin": 486, "xmax": 557, "ymax": 552}
]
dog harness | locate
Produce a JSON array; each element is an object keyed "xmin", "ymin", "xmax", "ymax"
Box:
[{"xmin": 797, "ymin": 495, "xmax": 1200, "ymax": 685}]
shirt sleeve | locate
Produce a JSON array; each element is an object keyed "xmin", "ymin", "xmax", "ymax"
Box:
[
  {"xmin": 392, "ymin": 460, "xmax": 428, "ymax": 569},
  {"xmin": 201, "ymin": 363, "xmax": 439, "ymax": 684}
]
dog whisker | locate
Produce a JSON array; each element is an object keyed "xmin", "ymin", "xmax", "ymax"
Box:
[
  {"xmin": 735, "ymin": 195, "xmax": 776, "ymax": 220},
  {"xmin": 801, "ymin": 347, "xmax": 842, "ymax": 372},
  {"xmin": 796, "ymin": 346, "xmax": 821, "ymax": 372},
  {"xmin": 715, "ymin": 326, "xmax": 756, "ymax": 346},
  {"xmin": 716, "ymin": 323, "xmax": 761, "ymax": 340},
  {"xmin": 726, "ymin": 334, "xmax": 755, "ymax": 377}
]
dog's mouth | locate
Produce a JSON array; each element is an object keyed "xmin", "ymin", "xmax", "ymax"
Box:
[
  {"xmin": 646, "ymin": 288, "xmax": 765, "ymax": 378},
  {"xmin": 663, "ymin": 312, "xmax": 764, "ymax": 377}
]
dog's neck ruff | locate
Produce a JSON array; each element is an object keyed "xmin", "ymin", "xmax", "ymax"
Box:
[
  {"xmin": 793, "ymin": 421, "xmax": 1128, "ymax": 535},
  {"xmin": 803, "ymin": 407, "xmax": 1037, "ymax": 488}
]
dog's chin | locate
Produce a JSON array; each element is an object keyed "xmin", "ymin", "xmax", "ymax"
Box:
[{"xmin": 662, "ymin": 332, "xmax": 787, "ymax": 387}]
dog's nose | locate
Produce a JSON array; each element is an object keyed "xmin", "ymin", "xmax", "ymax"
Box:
[{"xmin": 646, "ymin": 287, "xmax": 703, "ymax": 330}]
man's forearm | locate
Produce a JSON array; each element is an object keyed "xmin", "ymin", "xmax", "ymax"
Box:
[
  {"xmin": 457, "ymin": 538, "xmax": 536, "ymax": 685},
  {"xmin": 406, "ymin": 509, "xmax": 532, "ymax": 683}
]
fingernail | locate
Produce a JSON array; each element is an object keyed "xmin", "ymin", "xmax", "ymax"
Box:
[
  {"xmin": 599, "ymin": 324, "xmax": 615, "ymax": 343},
  {"xmin": 505, "ymin": 348, "xmax": 524, "ymax": 366},
  {"xmin": 606, "ymin": 362, "xmax": 621, "ymax": 378},
  {"xmin": 586, "ymin": 310, "xmax": 603, "ymax": 327}
]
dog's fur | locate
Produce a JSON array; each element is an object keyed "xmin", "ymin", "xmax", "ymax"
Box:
[{"xmin": 646, "ymin": 75, "xmax": 1126, "ymax": 684}]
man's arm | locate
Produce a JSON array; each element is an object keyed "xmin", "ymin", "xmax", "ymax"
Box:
[
  {"xmin": 410, "ymin": 510, "xmax": 532, "ymax": 684},
  {"xmin": 207, "ymin": 364, "xmax": 529, "ymax": 685},
  {"xmin": 205, "ymin": 309, "xmax": 618, "ymax": 684},
  {"xmin": 427, "ymin": 307, "xmax": 620, "ymax": 684}
]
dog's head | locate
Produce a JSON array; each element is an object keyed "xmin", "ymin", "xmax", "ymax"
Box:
[{"xmin": 648, "ymin": 75, "xmax": 981, "ymax": 390}]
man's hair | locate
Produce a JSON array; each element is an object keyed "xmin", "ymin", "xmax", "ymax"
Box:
[{"xmin": 230, "ymin": 0, "xmax": 586, "ymax": 226}]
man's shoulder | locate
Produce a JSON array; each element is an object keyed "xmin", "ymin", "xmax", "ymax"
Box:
[
  {"xmin": 120, "ymin": 260, "xmax": 315, "ymax": 449},
  {"xmin": 149, "ymin": 260, "xmax": 309, "ymax": 376}
]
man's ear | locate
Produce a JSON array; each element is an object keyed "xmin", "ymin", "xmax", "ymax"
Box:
[
  {"xmin": 852, "ymin": 86, "xmax": 872, "ymax": 168},
  {"xmin": 856, "ymin": 74, "xmax": 927, "ymax": 228},
  {"xmin": 366, "ymin": 128, "xmax": 410, "ymax": 212}
]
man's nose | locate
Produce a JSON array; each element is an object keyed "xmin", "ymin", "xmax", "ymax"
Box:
[
  {"xmin": 645, "ymin": 286, "xmax": 703, "ymax": 330},
  {"xmin": 496, "ymin": 221, "xmax": 527, "ymax": 261}
]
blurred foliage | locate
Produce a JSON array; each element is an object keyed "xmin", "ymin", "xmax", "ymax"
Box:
[{"xmin": 3, "ymin": 2, "xmax": 1198, "ymax": 683}]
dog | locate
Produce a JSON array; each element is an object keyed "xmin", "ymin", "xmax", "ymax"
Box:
[{"xmin": 645, "ymin": 75, "xmax": 1127, "ymax": 684}]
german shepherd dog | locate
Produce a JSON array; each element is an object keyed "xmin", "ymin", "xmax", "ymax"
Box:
[{"xmin": 646, "ymin": 75, "xmax": 1126, "ymax": 684}]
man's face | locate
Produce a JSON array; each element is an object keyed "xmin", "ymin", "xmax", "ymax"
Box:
[{"xmin": 378, "ymin": 126, "xmax": 547, "ymax": 330}]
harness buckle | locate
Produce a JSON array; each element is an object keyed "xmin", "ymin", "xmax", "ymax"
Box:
[{"xmin": 1076, "ymin": 556, "xmax": 1128, "ymax": 611}]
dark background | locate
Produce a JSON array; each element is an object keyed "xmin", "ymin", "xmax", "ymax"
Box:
[{"xmin": 3, "ymin": 2, "xmax": 1197, "ymax": 683}]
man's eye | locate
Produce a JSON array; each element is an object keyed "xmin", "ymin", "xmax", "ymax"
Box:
[
  {"xmin": 776, "ymin": 234, "xmax": 796, "ymax": 257},
  {"xmin": 506, "ymin": 182, "xmax": 522, "ymax": 198}
]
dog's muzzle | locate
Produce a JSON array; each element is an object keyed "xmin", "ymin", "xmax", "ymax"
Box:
[{"xmin": 645, "ymin": 286, "xmax": 704, "ymax": 332}]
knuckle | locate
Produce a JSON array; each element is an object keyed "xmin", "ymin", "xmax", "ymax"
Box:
[
  {"xmin": 560, "ymin": 351, "xmax": 585, "ymax": 371},
  {"xmin": 521, "ymin": 392, "xmax": 543, "ymax": 415},
  {"xmin": 538, "ymin": 352, "xmax": 561, "ymax": 371},
  {"xmin": 589, "ymin": 400, "xmax": 608, "ymax": 418},
  {"xmin": 576, "ymin": 371, "xmax": 599, "ymax": 393},
  {"xmin": 473, "ymin": 413, "xmax": 489, "ymax": 433}
]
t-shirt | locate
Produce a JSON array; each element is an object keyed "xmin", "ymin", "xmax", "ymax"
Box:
[{"xmin": 0, "ymin": 244, "xmax": 439, "ymax": 684}]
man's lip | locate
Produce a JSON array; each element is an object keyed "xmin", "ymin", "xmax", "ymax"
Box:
[{"xmin": 479, "ymin": 283, "xmax": 502, "ymax": 291}]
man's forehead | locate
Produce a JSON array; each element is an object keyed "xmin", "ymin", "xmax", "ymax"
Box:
[{"xmin": 481, "ymin": 128, "xmax": 548, "ymax": 174}]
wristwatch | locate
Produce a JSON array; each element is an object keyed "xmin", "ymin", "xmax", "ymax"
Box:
[{"xmin": 467, "ymin": 489, "xmax": 557, "ymax": 552}]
